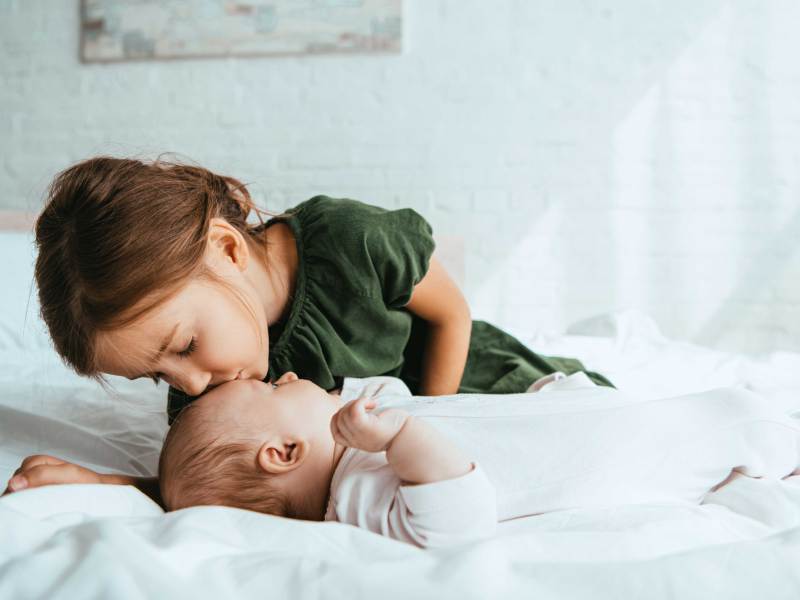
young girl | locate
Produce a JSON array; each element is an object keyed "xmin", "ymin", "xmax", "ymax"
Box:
[{"xmin": 3, "ymin": 156, "xmax": 612, "ymax": 506}]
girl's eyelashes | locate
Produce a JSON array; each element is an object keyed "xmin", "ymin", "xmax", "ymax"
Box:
[
  {"xmin": 145, "ymin": 338, "xmax": 194, "ymax": 386},
  {"xmin": 178, "ymin": 337, "xmax": 197, "ymax": 359}
]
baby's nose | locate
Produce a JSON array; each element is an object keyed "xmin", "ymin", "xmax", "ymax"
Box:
[{"xmin": 275, "ymin": 371, "xmax": 299, "ymax": 385}]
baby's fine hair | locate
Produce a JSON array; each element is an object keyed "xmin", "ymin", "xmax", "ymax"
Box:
[
  {"xmin": 34, "ymin": 155, "xmax": 273, "ymax": 379},
  {"xmin": 158, "ymin": 404, "xmax": 293, "ymax": 517}
]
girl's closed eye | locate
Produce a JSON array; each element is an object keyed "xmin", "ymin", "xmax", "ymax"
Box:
[{"xmin": 178, "ymin": 337, "xmax": 197, "ymax": 358}]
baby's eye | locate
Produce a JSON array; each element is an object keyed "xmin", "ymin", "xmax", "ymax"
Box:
[
  {"xmin": 178, "ymin": 337, "xmax": 197, "ymax": 359},
  {"xmin": 271, "ymin": 382, "xmax": 278, "ymax": 389}
]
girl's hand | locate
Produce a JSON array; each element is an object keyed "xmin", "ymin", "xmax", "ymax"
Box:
[
  {"xmin": 3, "ymin": 454, "xmax": 103, "ymax": 495},
  {"xmin": 330, "ymin": 395, "xmax": 409, "ymax": 453}
]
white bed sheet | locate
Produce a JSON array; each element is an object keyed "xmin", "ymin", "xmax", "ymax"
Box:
[
  {"xmin": 3, "ymin": 230, "xmax": 800, "ymax": 599},
  {"xmin": 2, "ymin": 479, "xmax": 800, "ymax": 600}
]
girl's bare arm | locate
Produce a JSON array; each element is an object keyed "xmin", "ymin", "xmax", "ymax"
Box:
[
  {"xmin": 4, "ymin": 454, "xmax": 164, "ymax": 508},
  {"xmin": 102, "ymin": 474, "xmax": 164, "ymax": 507},
  {"xmin": 405, "ymin": 257, "xmax": 472, "ymax": 396}
]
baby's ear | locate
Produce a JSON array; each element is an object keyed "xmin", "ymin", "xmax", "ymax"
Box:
[{"xmin": 256, "ymin": 438, "xmax": 310, "ymax": 475}]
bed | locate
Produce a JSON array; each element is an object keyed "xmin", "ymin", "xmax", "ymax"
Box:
[{"xmin": 2, "ymin": 229, "xmax": 800, "ymax": 600}]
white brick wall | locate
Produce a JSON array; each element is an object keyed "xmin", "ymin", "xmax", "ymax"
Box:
[{"xmin": 1, "ymin": 0, "xmax": 799, "ymax": 354}]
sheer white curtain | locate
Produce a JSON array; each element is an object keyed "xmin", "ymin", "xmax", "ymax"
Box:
[{"xmin": 473, "ymin": 1, "xmax": 800, "ymax": 354}]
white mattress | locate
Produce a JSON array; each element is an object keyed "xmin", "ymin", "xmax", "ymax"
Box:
[{"xmin": 2, "ymin": 231, "xmax": 800, "ymax": 599}]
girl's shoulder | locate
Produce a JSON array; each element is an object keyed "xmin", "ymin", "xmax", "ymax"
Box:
[
  {"xmin": 288, "ymin": 194, "xmax": 405, "ymax": 224},
  {"xmin": 286, "ymin": 194, "xmax": 367, "ymax": 218},
  {"xmin": 280, "ymin": 195, "xmax": 435, "ymax": 305},
  {"xmin": 285, "ymin": 195, "xmax": 433, "ymax": 245}
]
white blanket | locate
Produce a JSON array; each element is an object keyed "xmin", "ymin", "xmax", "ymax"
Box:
[
  {"xmin": 3, "ymin": 479, "xmax": 800, "ymax": 600},
  {"xmin": 326, "ymin": 384, "xmax": 800, "ymax": 548},
  {"xmin": 3, "ymin": 351, "xmax": 800, "ymax": 599}
]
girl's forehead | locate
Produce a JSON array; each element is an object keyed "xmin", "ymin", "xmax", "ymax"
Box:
[
  {"xmin": 102, "ymin": 308, "xmax": 176, "ymax": 345},
  {"xmin": 123, "ymin": 278, "xmax": 218, "ymax": 328},
  {"xmin": 93, "ymin": 303, "xmax": 184, "ymax": 373},
  {"xmin": 93, "ymin": 331, "xmax": 154, "ymax": 375},
  {"xmin": 125, "ymin": 279, "xmax": 242, "ymax": 334}
]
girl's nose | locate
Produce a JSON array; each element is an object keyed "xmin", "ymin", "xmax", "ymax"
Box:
[{"xmin": 180, "ymin": 370, "xmax": 213, "ymax": 397}]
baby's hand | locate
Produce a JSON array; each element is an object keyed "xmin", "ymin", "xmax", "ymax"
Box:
[{"xmin": 330, "ymin": 394, "xmax": 409, "ymax": 453}]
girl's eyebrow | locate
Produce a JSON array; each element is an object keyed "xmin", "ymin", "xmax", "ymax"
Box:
[
  {"xmin": 129, "ymin": 322, "xmax": 180, "ymax": 380},
  {"xmin": 150, "ymin": 322, "xmax": 181, "ymax": 364}
]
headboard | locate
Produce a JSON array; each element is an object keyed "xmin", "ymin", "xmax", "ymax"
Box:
[{"xmin": 0, "ymin": 211, "xmax": 36, "ymax": 231}]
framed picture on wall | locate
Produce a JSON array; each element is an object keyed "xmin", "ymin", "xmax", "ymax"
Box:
[{"xmin": 80, "ymin": 0, "xmax": 403, "ymax": 62}]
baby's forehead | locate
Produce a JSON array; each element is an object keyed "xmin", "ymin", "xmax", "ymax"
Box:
[
  {"xmin": 202, "ymin": 379, "xmax": 272, "ymax": 404},
  {"xmin": 176, "ymin": 396, "xmax": 255, "ymax": 445},
  {"xmin": 194, "ymin": 379, "xmax": 272, "ymax": 419}
]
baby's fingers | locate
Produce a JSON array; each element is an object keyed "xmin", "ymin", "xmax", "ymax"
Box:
[
  {"xmin": 358, "ymin": 382, "xmax": 386, "ymax": 400},
  {"xmin": 346, "ymin": 398, "xmax": 365, "ymax": 421},
  {"xmin": 330, "ymin": 411, "xmax": 343, "ymax": 443},
  {"xmin": 330, "ymin": 411, "xmax": 353, "ymax": 447},
  {"xmin": 346, "ymin": 397, "xmax": 378, "ymax": 423},
  {"xmin": 338, "ymin": 405, "xmax": 362, "ymax": 442}
]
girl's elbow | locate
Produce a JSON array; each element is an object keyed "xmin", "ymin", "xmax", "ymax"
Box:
[
  {"xmin": 455, "ymin": 302, "xmax": 472, "ymax": 331},
  {"xmin": 447, "ymin": 294, "xmax": 471, "ymax": 326}
]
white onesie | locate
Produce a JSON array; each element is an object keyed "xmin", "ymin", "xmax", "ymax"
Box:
[{"xmin": 323, "ymin": 377, "xmax": 800, "ymax": 548}]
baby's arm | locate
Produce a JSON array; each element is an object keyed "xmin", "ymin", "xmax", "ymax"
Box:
[
  {"xmin": 330, "ymin": 395, "xmax": 496, "ymax": 547},
  {"xmin": 330, "ymin": 396, "xmax": 472, "ymax": 485},
  {"xmin": 386, "ymin": 416, "xmax": 473, "ymax": 485}
]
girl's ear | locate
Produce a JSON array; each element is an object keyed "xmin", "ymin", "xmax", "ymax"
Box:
[
  {"xmin": 206, "ymin": 217, "xmax": 249, "ymax": 272},
  {"xmin": 256, "ymin": 438, "xmax": 310, "ymax": 475}
]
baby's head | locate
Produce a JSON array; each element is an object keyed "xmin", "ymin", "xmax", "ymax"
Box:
[{"xmin": 159, "ymin": 374, "xmax": 344, "ymax": 520}]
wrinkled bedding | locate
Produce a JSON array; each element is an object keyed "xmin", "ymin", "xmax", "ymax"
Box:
[{"xmin": 2, "ymin": 230, "xmax": 800, "ymax": 599}]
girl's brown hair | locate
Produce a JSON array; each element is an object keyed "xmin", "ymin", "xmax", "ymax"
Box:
[{"xmin": 34, "ymin": 156, "xmax": 271, "ymax": 379}]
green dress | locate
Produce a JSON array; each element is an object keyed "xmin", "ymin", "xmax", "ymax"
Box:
[{"xmin": 167, "ymin": 196, "xmax": 612, "ymax": 423}]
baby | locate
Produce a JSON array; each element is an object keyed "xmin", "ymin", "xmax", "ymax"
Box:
[{"xmin": 159, "ymin": 374, "xmax": 800, "ymax": 548}]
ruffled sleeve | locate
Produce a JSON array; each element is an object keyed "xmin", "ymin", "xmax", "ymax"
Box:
[{"xmin": 360, "ymin": 204, "xmax": 436, "ymax": 307}]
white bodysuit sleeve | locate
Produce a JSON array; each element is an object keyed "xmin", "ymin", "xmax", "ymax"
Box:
[
  {"xmin": 328, "ymin": 455, "xmax": 497, "ymax": 549},
  {"xmin": 386, "ymin": 462, "xmax": 497, "ymax": 548}
]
